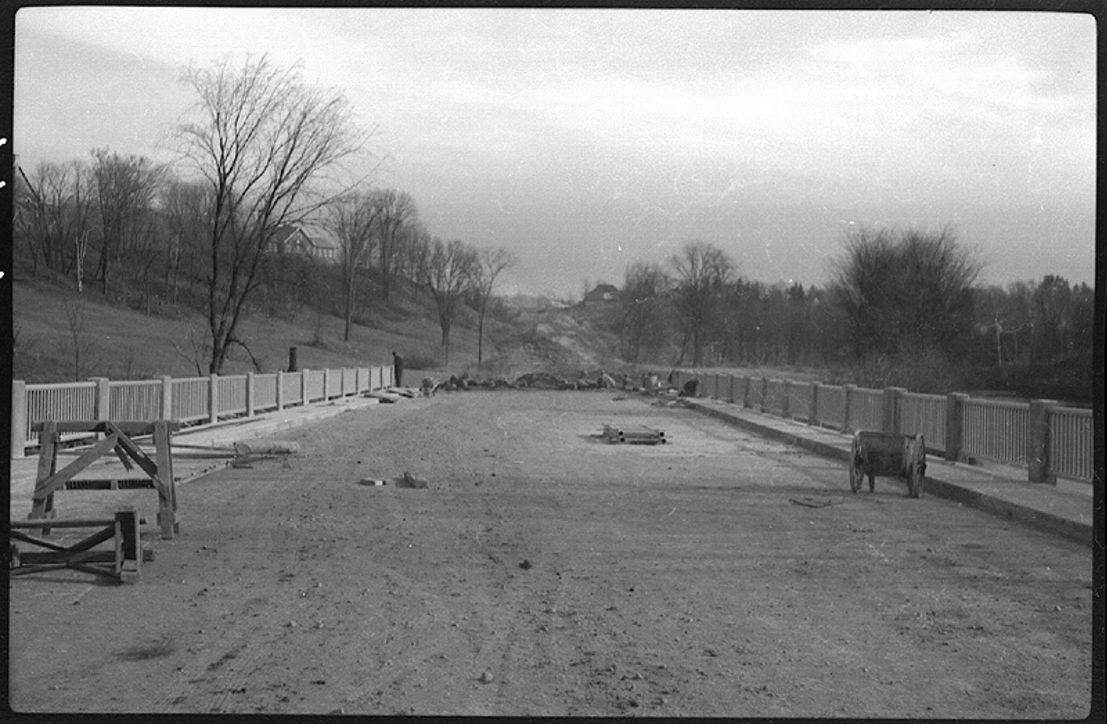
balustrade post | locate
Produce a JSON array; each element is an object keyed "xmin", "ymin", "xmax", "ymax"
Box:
[
  {"xmin": 323, "ymin": 369, "xmax": 331, "ymax": 400},
  {"xmin": 246, "ymin": 372, "xmax": 256, "ymax": 417},
  {"xmin": 809, "ymin": 382, "xmax": 820, "ymax": 427},
  {"xmin": 742, "ymin": 376, "xmax": 751, "ymax": 408},
  {"xmin": 160, "ymin": 376, "xmax": 173, "ymax": 420},
  {"xmin": 208, "ymin": 374, "xmax": 219, "ymax": 424},
  {"xmin": 11, "ymin": 379, "xmax": 27, "ymax": 459},
  {"xmin": 91, "ymin": 377, "xmax": 110, "ymax": 421},
  {"xmin": 1028, "ymin": 399, "xmax": 1057, "ymax": 484},
  {"xmin": 727, "ymin": 375, "xmax": 735, "ymax": 403},
  {"xmin": 882, "ymin": 386, "xmax": 906, "ymax": 433},
  {"xmin": 276, "ymin": 371, "xmax": 285, "ymax": 411},
  {"xmin": 760, "ymin": 377, "xmax": 769, "ymax": 412},
  {"xmin": 841, "ymin": 384, "xmax": 856, "ymax": 433},
  {"xmin": 301, "ymin": 369, "xmax": 310, "ymax": 404},
  {"xmin": 945, "ymin": 393, "xmax": 968, "ymax": 462},
  {"xmin": 781, "ymin": 380, "xmax": 791, "ymax": 419}
]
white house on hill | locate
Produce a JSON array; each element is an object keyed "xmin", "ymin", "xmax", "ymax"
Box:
[{"xmin": 271, "ymin": 226, "xmax": 339, "ymax": 263}]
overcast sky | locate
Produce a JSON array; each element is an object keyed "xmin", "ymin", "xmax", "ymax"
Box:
[{"xmin": 12, "ymin": 6, "xmax": 1096, "ymax": 297}]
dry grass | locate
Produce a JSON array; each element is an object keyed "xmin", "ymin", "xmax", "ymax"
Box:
[{"xmin": 11, "ymin": 280, "xmax": 497, "ymax": 383}]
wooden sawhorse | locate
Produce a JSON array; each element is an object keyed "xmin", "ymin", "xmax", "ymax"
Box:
[
  {"xmin": 29, "ymin": 420, "xmax": 181, "ymax": 538},
  {"xmin": 9, "ymin": 507, "xmax": 152, "ymax": 583}
]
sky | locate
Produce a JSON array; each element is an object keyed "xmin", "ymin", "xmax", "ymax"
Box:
[{"xmin": 11, "ymin": 6, "xmax": 1097, "ymax": 298}]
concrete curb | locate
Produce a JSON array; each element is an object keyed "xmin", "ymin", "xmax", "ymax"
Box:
[
  {"xmin": 680, "ymin": 398, "xmax": 1093, "ymax": 547},
  {"xmin": 917, "ymin": 476, "xmax": 1092, "ymax": 547}
]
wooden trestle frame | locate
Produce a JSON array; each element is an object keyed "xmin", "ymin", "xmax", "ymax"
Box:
[
  {"xmin": 28, "ymin": 420, "xmax": 181, "ymax": 538},
  {"xmin": 10, "ymin": 507, "xmax": 151, "ymax": 583}
]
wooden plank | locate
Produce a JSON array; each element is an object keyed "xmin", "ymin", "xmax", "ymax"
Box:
[
  {"xmin": 106, "ymin": 422, "xmax": 159, "ymax": 479},
  {"xmin": 113, "ymin": 443, "xmax": 136, "ymax": 471},
  {"xmin": 11, "ymin": 553, "xmax": 153, "ymax": 571},
  {"xmin": 31, "ymin": 421, "xmax": 59, "ymax": 524},
  {"xmin": 32, "ymin": 420, "xmax": 182, "ymax": 434},
  {"xmin": 31, "ymin": 433, "xmax": 121, "ymax": 504},
  {"xmin": 14, "ymin": 549, "xmax": 154, "ymax": 566},
  {"xmin": 10, "ymin": 525, "xmax": 115, "ymax": 557},
  {"xmin": 10, "ymin": 518, "xmax": 116, "ymax": 529},
  {"xmin": 10, "ymin": 530, "xmax": 72, "ymax": 552}
]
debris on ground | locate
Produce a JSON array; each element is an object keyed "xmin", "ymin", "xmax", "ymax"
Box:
[
  {"xmin": 392, "ymin": 472, "xmax": 429, "ymax": 489},
  {"xmin": 479, "ymin": 670, "xmax": 494, "ymax": 684},
  {"xmin": 365, "ymin": 390, "xmax": 403, "ymax": 403},
  {"xmin": 789, "ymin": 497, "xmax": 845, "ymax": 508},
  {"xmin": 602, "ymin": 424, "xmax": 666, "ymax": 445},
  {"xmin": 230, "ymin": 440, "xmax": 302, "ymax": 468},
  {"xmin": 234, "ymin": 441, "xmax": 301, "ymax": 456},
  {"xmin": 408, "ymin": 368, "xmax": 678, "ymax": 395},
  {"xmin": 357, "ymin": 478, "xmax": 387, "ymax": 487}
]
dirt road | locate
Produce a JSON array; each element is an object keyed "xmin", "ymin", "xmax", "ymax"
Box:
[{"xmin": 8, "ymin": 392, "xmax": 1094, "ymax": 716}]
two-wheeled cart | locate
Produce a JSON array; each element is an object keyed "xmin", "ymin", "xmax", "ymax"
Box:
[{"xmin": 849, "ymin": 431, "xmax": 926, "ymax": 498}]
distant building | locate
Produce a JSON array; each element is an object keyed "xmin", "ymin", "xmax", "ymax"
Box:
[
  {"xmin": 582, "ymin": 283, "xmax": 620, "ymax": 303},
  {"xmin": 271, "ymin": 226, "xmax": 339, "ymax": 263}
]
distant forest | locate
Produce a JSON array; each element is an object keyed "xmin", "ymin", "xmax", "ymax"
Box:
[{"xmin": 611, "ymin": 229, "xmax": 1093, "ymax": 403}]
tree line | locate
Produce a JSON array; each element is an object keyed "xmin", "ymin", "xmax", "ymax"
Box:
[
  {"xmin": 13, "ymin": 55, "xmax": 516, "ymax": 373},
  {"xmin": 616, "ymin": 230, "xmax": 1093, "ymax": 400}
]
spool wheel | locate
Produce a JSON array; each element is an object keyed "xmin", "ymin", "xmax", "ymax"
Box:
[
  {"xmin": 849, "ymin": 437, "xmax": 863, "ymax": 493},
  {"xmin": 905, "ymin": 461, "xmax": 920, "ymax": 498},
  {"xmin": 907, "ymin": 436, "xmax": 925, "ymax": 498}
]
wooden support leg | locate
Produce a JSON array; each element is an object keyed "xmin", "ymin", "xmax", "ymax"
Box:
[
  {"xmin": 115, "ymin": 507, "xmax": 141, "ymax": 583},
  {"xmin": 153, "ymin": 421, "xmax": 178, "ymax": 538},
  {"xmin": 30, "ymin": 421, "xmax": 59, "ymax": 534}
]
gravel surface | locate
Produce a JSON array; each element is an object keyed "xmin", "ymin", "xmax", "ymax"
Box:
[{"xmin": 8, "ymin": 391, "xmax": 1094, "ymax": 716}]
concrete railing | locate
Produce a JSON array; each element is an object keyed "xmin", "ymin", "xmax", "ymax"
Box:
[
  {"xmin": 670, "ymin": 370, "xmax": 1094, "ymax": 485},
  {"xmin": 10, "ymin": 364, "xmax": 396, "ymax": 460}
]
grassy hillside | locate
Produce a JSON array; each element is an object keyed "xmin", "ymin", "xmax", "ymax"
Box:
[{"xmin": 11, "ymin": 278, "xmax": 508, "ymax": 384}]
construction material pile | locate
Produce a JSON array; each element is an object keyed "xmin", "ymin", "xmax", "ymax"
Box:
[
  {"xmin": 601, "ymin": 423, "xmax": 667, "ymax": 445},
  {"xmin": 413, "ymin": 370, "xmax": 675, "ymax": 395}
]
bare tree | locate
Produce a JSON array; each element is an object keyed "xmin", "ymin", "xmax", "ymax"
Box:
[
  {"xmin": 369, "ymin": 188, "xmax": 417, "ymax": 299},
  {"xmin": 15, "ymin": 161, "xmax": 95, "ymax": 279},
  {"xmin": 160, "ymin": 177, "xmax": 210, "ymax": 305},
  {"xmin": 670, "ymin": 241, "xmax": 735, "ymax": 367},
  {"xmin": 325, "ymin": 191, "xmax": 382, "ymax": 341},
  {"xmin": 414, "ymin": 237, "xmax": 477, "ymax": 366},
  {"xmin": 829, "ymin": 225, "xmax": 981, "ymax": 362},
  {"xmin": 90, "ymin": 148, "xmax": 165, "ymax": 294},
  {"xmin": 173, "ymin": 54, "xmax": 369, "ymax": 373},
  {"xmin": 619, "ymin": 260, "xmax": 670, "ymax": 362},
  {"xmin": 468, "ymin": 245, "xmax": 518, "ymax": 363}
]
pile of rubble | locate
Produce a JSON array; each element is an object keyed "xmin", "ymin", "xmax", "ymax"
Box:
[{"xmin": 419, "ymin": 370, "xmax": 674, "ymax": 394}]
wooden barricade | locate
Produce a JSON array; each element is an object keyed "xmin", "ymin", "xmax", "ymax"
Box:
[
  {"xmin": 29, "ymin": 420, "xmax": 180, "ymax": 538},
  {"xmin": 9, "ymin": 506, "xmax": 152, "ymax": 583}
]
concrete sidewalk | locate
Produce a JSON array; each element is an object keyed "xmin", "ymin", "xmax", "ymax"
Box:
[
  {"xmin": 680, "ymin": 396, "xmax": 1096, "ymax": 547},
  {"xmin": 8, "ymin": 394, "xmax": 397, "ymax": 514}
]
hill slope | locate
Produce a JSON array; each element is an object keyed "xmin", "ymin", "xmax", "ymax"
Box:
[
  {"xmin": 11, "ymin": 280, "xmax": 498, "ymax": 383},
  {"xmin": 11, "ymin": 281, "xmax": 636, "ymax": 385}
]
